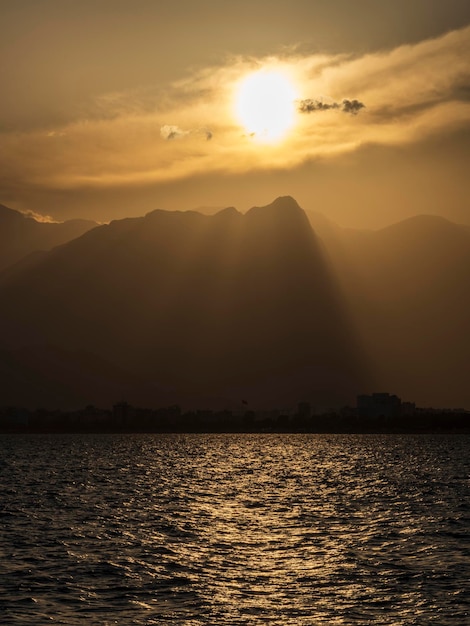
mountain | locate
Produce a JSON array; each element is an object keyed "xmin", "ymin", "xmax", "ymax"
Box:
[
  {"xmin": 305, "ymin": 211, "xmax": 470, "ymax": 409},
  {"xmin": 2, "ymin": 196, "xmax": 468, "ymax": 411},
  {"xmin": 0, "ymin": 196, "xmax": 370, "ymax": 409},
  {"xmin": 0, "ymin": 203, "xmax": 98, "ymax": 272}
]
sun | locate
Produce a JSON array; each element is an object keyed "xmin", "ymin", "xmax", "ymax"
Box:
[{"xmin": 235, "ymin": 69, "xmax": 298, "ymax": 143}]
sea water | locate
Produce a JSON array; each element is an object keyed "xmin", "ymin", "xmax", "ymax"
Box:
[{"xmin": 1, "ymin": 434, "xmax": 469, "ymax": 625}]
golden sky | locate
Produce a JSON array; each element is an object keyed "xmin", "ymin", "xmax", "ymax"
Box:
[{"xmin": 1, "ymin": 0, "xmax": 469, "ymax": 227}]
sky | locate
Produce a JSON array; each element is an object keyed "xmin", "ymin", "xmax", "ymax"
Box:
[{"xmin": 1, "ymin": 0, "xmax": 469, "ymax": 228}]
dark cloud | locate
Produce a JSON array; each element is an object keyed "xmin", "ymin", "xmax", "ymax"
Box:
[
  {"xmin": 298, "ymin": 99, "xmax": 340, "ymax": 113},
  {"xmin": 341, "ymin": 99, "xmax": 365, "ymax": 114},
  {"xmin": 298, "ymin": 98, "xmax": 365, "ymax": 115}
]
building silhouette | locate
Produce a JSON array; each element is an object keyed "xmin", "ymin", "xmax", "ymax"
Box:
[{"xmin": 357, "ymin": 393, "xmax": 415, "ymax": 418}]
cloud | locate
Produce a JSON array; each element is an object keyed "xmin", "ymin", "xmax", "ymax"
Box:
[
  {"xmin": 160, "ymin": 125, "xmax": 213, "ymax": 140},
  {"xmin": 298, "ymin": 98, "xmax": 365, "ymax": 114},
  {"xmin": 20, "ymin": 209, "xmax": 58, "ymax": 223},
  {"xmin": 160, "ymin": 125, "xmax": 189, "ymax": 140},
  {"xmin": 341, "ymin": 99, "xmax": 366, "ymax": 114},
  {"xmin": 0, "ymin": 24, "xmax": 469, "ymax": 200},
  {"xmin": 298, "ymin": 99, "xmax": 340, "ymax": 113}
]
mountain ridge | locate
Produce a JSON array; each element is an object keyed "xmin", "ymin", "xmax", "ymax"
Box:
[
  {"xmin": 0, "ymin": 196, "xmax": 469, "ymax": 410},
  {"xmin": 0, "ymin": 197, "xmax": 369, "ymax": 409},
  {"xmin": 0, "ymin": 203, "xmax": 99, "ymax": 272}
]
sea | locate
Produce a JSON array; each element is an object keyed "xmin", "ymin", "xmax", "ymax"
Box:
[{"xmin": 1, "ymin": 434, "xmax": 469, "ymax": 625}]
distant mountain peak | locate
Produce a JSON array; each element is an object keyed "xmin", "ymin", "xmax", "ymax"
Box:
[
  {"xmin": 377, "ymin": 213, "xmax": 470, "ymax": 245},
  {"xmin": 144, "ymin": 208, "xmax": 176, "ymax": 219},
  {"xmin": 246, "ymin": 196, "xmax": 310, "ymax": 233},
  {"xmin": 271, "ymin": 195, "xmax": 302, "ymax": 209},
  {"xmin": 383, "ymin": 213, "xmax": 455, "ymax": 231},
  {"xmin": 249, "ymin": 195, "xmax": 303, "ymax": 215},
  {"xmin": 213, "ymin": 206, "xmax": 240, "ymax": 220},
  {"xmin": 0, "ymin": 202, "xmax": 98, "ymax": 272}
]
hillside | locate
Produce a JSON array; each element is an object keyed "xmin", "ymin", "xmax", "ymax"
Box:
[
  {"xmin": 305, "ymin": 211, "xmax": 470, "ymax": 409},
  {"xmin": 0, "ymin": 197, "xmax": 369, "ymax": 409},
  {"xmin": 0, "ymin": 204, "xmax": 98, "ymax": 272}
]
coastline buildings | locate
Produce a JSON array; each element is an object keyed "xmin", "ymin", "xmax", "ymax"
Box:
[{"xmin": 357, "ymin": 393, "xmax": 416, "ymax": 418}]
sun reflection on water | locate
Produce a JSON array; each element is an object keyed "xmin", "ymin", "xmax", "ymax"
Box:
[{"xmin": 0, "ymin": 433, "xmax": 469, "ymax": 624}]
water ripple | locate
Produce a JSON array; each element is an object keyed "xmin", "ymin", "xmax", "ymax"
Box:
[{"xmin": 0, "ymin": 433, "xmax": 469, "ymax": 624}]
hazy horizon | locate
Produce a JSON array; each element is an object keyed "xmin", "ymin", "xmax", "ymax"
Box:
[{"xmin": 4, "ymin": 194, "xmax": 470, "ymax": 233}]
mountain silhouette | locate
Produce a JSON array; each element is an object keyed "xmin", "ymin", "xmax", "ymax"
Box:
[
  {"xmin": 0, "ymin": 196, "xmax": 369, "ymax": 409},
  {"xmin": 2, "ymin": 196, "xmax": 468, "ymax": 411},
  {"xmin": 0, "ymin": 203, "xmax": 98, "ymax": 272},
  {"xmin": 305, "ymin": 211, "xmax": 470, "ymax": 409}
]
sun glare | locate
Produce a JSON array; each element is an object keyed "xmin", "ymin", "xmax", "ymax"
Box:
[{"xmin": 235, "ymin": 70, "xmax": 298, "ymax": 143}]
